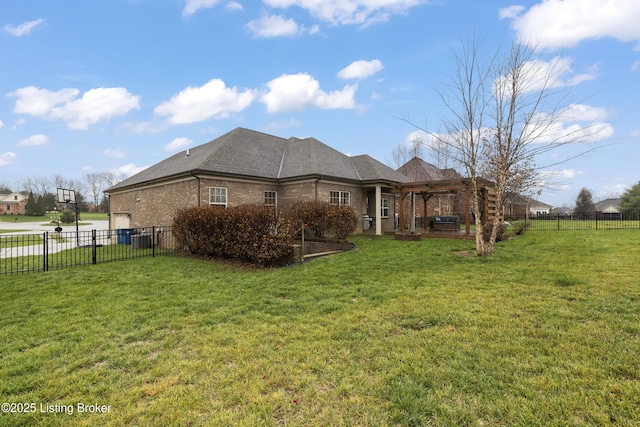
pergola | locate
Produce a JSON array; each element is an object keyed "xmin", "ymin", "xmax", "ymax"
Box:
[{"xmin": 391, "ymin": 177, "xmax": 496, "ymax": 236}]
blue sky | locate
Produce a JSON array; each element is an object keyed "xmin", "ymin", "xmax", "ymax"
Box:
[{"xmin": 1, "ymin": 0, "xmax": 639, "ymax": 207}]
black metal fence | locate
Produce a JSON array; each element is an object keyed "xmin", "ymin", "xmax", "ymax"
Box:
[
  {"xmin": 505, "ymin": 210, "xmax": 640, "ymax": 231},
  {"xmin": 0, "ymin": 226, "xmax": 175, "ymax": 275}
]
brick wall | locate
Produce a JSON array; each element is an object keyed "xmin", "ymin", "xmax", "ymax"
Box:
[{"xmin": 109, "ymin": 174, "xmax": 393, "ymax": 234}]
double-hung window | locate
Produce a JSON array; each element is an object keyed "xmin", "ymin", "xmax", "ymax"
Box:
[
  {"xmin": 330, "ymin": 190, "xmax": 350, "ymax": 206},
  {"xmin": 264, "ymin": 191, "xmax": 277, "ymax": 207},
  {"xmin": 380, "ymin": 198, "xmax": 390, "ymax": 218},
  {"xmin": 209, "ymin": 187, "xmax": 227, "ymax": 207}
]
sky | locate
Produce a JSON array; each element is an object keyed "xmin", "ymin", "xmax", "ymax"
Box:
[{"xmin": 1, "ymin": 0, "xmax": 639, "ymax": 208}]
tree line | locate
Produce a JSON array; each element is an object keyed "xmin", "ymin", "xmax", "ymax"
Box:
[{"xmin": 1, "ymin": 171, "xmax": 126, "ymax": 214}]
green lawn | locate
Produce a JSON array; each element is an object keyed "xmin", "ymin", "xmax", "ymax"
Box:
[{"xmin": 1, "ymin": 231, "xmax": 639, "ymax": 426}]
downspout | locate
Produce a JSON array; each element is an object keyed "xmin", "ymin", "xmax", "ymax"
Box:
[{"xmin": 191, "ymin": 171, "xmax": 201, "ymax": 207}]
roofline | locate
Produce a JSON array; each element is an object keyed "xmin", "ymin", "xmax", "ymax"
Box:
[{"xmin": 106, "ymin": 169, "xmax": 407, "ymax": 194}]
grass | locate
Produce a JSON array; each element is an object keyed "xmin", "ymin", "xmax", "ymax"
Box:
[{"xmin": 1, "ymin": 231, "xmax": 639, "ymax": 426}]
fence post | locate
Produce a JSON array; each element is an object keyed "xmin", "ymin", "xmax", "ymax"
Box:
[
  {"xmin": 557, "ymin": 213, "xmax": 560, "ymax": 231},
  {"xmin": 152, "ymin": 226, "xmax": 156, "ymax": 258},
  {"xmin": 92, "ymin": 229, "xmax": 97, "ymax": 265},
  {"xmin": 43, "ymin": 232, "xmax": 48, "ymax": 272},
  {"xmin": 595, "ymin": 211, "xmax": 599, "ymax": 230}
]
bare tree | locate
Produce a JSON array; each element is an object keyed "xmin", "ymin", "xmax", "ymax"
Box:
[
  {"xmin": 406, "ymin": 36, "xmax": 601, "ymax": 255},
  {"xmin": 392, "ymin": 134, "xmax": 425, "ymax": 174},
  {"xmin": 84, "ymin": 173, "xmax": 104, "ymax": 212},
  {"xmin": 19, "ymin": 176, "xmax": 51, "ymax": 196}
]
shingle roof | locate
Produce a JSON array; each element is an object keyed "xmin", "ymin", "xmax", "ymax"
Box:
[
  {"xmin": 594, "ymin": 198, "xmax": 620, "ymax": 211},
  {"xmin": 107, "ymin": 127, "xmax": 409, "ymax": 191},
  {"xmin": 397, "ymin": 157, "xmax": 462, "ymax": 181}
]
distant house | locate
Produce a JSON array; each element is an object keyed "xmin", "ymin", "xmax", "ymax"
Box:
[
  {"xmin": 0, "ymin": 191, "xmax": 27, "ymax": 215},
  {"xmin": 106, "ymin": 127, "xmax": 410, "ymax": 235},
  {"xmin": 551, "ymin": 206, "xmax": 573, "ymax": 217},
  {"xmin": 594, "ymin": 198, "xmax": 620, "ymax": 213},
  {"xmin": 504, "ymin": 194, "xmax": 553, "ymax": 218},
  {"xmin": 594, "ymin": 198, "xmax": 622, "ymax": 219}
]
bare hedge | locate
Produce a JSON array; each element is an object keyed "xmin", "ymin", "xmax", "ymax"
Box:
[
  {"xmin": 173, "ymin": 205, "xmax": 295, "ymax": 266},
  {"xmin": 286, "ymin": 201, "xmax": 358, "ymax": 239},
  {"xmin": 172, "ymin": 202, "xmax": 357, "ymax": 266}
]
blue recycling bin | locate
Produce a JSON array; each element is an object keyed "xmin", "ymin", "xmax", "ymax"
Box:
[{"xmin": 116, "ymin": 228, "xmax": 134, "ymax": 245}]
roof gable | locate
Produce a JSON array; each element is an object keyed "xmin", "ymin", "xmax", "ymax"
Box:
[{"xmin": 398, "ymin": 157, "xmax": 461, "ymax": 181}]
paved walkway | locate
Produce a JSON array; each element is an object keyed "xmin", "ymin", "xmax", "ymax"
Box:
[
  {"xmin": 0, "ymin": 220, "xmax": 109, "ymax": 234},
  {"xmin": 1, "ymin": 221, "xmax": 111, "ymax": 259}
]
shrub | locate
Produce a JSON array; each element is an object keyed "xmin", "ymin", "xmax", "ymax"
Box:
[
  {"xmin": 514, "ymin": 222, "xmax": 529, "ymax": 236},
  {"xmin": 287, "ymin": 201, "xmax": 357, "ymax": 239},
  {"xmin": 482, "ymin": 221, "xmax": 508, "ymax": 242},
  {"xmin": 59, "ymin": 209, "xmax": 76, "ymax": 224},
  {"xmin": 173, "ymin": 205, "xmax": 295, "ymax": 266}
]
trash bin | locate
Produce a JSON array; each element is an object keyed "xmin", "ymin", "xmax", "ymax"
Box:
[
  {"xmin": 362, "ymin": 215, "xmax": 372, "ymax": 231},
  {"xmin": 131, "ymin": 234, "xmax": 151, "ymax": 249},
  {"xmin": 116, "ymin": 228, "xmax": 134, "ymax": 245}
]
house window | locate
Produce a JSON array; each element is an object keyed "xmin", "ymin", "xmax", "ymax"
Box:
[
  {"xmin": 330, "ymin": 190, "xmax": 350, "ymax": 206},
  {"xmin": 6, "ymin": 205, "xmax": 10, "ymax": 211},
  {"xmin": 264, "ymin": 191, "xmax": 277, "ymax": 206},
  {"xmin": 209, "ymin": 187, "xmax": 227, "ymax": 207},
  {"xmin": 380, "ymin": 198, "xmax": 390, "ymax": 218}
]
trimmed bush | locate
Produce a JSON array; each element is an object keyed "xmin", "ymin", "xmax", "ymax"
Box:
[
  {"xmin": 173, "ymin": 205, "xmax": 295, "ymax": 267},
  {"xmin": 59, "ymin": 209, "xmax": 76, "ymax": 224},
  {"xmin": 287, "ymin": 201, "xmax": 357, "ymax": 239}
]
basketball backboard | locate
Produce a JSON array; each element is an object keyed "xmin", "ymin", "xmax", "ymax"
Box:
[{"xmin": 57, "ymin": 188, "xmax": 76, "ymax": 204}]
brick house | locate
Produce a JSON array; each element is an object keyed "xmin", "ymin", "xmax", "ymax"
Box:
[
  {"xmin": 106, "ymin": 128, "xmax": 410, "ymax": 235},
  {"xmin": 0, "ymin": 191, "xmax": 27, "ymax": 215}
]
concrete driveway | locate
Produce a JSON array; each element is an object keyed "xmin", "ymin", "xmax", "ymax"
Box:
[{"xmin": 0, "ymin": 220, "xmax": 109, "ymax": 234}]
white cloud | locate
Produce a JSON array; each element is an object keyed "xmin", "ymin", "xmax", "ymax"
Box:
[
  {"xmin": 501, "ymin": 0, "xmax": 640, "ymax": 51},
  {"xmin": 246, "ymin": 14, "xmax": 301, "ymax": 37},
  {"xmin": 8, "ymin": 86, "xmax": 140, "ymax": 130},
  {"xmin": 183, "ymin": 0, "xmax": 220, "ymax": 16},
  {"xmin": 498, "ymin": 5, "xmax": 524, "ymax": 19},
  {"xmin": 154, "ymin": 79, "xmax": 256, "ymax": 124},
  {"xmin": 0, "ymin": 152, "xmax": 16, "ymax": 166},
  {"xmin": 525, "ymin": 114, "xmax": 614, "ymax": 144},
  {"xmin": 338, "ymin": 59, "xmax": 383, "ymax": 80},
  {"xmin": 493, "ymin": 57, "xmax": 597, "ymax": 97},
  {"xmin": 630, "ymin": 129, "xmax": 640, "ymax": 138},
  {"xmin": 104, "ymin": 148, "xmax": 126, "ymax": 158},
  {"xmin": 225, "ymin": 1, "xmax": 243, "ymax": 11},
  {"xmin": 111, "ymin": 163, "xmax": 149, "ymax": 178},
  {"xmin": 560, "ymin": 104, "xmax": 610, "ymax": 122},
  {"xmin": 632, "ymin": 61, "xmax": 640, "ymax": 71},
  {"xmin": 264, "ymin": 0, "xmax": 424, "ymax": 26},
  {"xmin": 260, "ymin": 73, "xmax": 356, "ymax": 113},
  {"xmin": 4, "ymin": 19, "xmax": 45, "ymax": 37},
  {"xmin": 165, "ymin": 137, "xmax": 193, "ymax": 152},
  {"xmin": 18, "ymin": 134, "xmax": 48, "ymax": 146},
  {"xmin": 0, "ymin": 120, "xmax": 4, "ymax": 128}
]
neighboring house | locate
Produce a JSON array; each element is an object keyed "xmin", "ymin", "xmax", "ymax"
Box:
[
  {"xmin": 0, "ymin": 191, "xmax": 27, "ymax": 215},
  {"xmin": 504, "ymin": 194, "xmax": 553, "ymax": 218},
  {"xmin": 594, "ymin": 198, "xmax": 620, "ymax": 213},
  {"xmin": 594, "ymin": 198, "xmax": 621, "ymax": 219},
  {"xmin": 551, "ymin": 206, "xmax": 573, "ymax": 217},
  {"xmin": 105, "ymin": 127, "xmax": 410, "ymax": 235}
]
